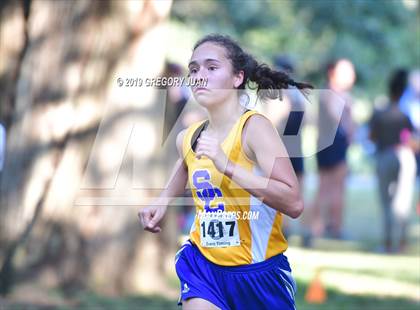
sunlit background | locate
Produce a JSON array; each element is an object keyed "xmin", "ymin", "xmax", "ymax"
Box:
[{"xmin": 0, "ymin": 0, "xmax": 419, "ymax": 309}]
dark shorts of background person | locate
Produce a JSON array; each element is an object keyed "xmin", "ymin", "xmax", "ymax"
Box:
[
  {"xmin": 290, "ymin": 157, "xmax": 304, "ymax": 175},
  {"xmin": 175, "ymin": 240, "xmax": 297, "ymax": 310},
  {"xmin": 316, "ymin": 126, "xmax": 348, "ymax": 169}
]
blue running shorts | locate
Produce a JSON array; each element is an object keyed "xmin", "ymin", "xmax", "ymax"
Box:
[{"xmin": 175, "ymin": 240, "xmax": 297, "ymax": 310}]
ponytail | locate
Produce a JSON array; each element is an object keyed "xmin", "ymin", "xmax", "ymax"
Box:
[{"xmin": 246, "ymin": 56, "xmax": 313, "ymax": 101}]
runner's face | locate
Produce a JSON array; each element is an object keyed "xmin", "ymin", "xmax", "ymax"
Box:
[{"xmin": 188, "ymin": 42, "xmax": 243, "ymax": 108}]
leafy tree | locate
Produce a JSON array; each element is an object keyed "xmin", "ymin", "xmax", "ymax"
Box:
[{"xmin": 171, "ymin": 0, "xmax": 419, "ymax": 98}]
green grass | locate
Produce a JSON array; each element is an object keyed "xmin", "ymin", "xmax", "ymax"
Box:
[
  {"xmin": 293, "ymin": 169, "xmax": 420, "ymax": 251},
  {"xmin": 5, "ymin": 244, "xmax": 419, "ymax": 310},
  {"xmin": 64, "ymin": 292, "xmax": 179, "ymax": 310},
  {"xmin": 288, "ymin": 247, "xmax": 419, "ymax": 308},
  {"xmin": 49, "ymin": 282, "xmax": 418, "ymax": 310},
  {"xmin": 62, "ymin": 291, "xmax": 419, "ymax": 310},
  {"xmin": 295, "ymin": 281, "xmax": 419, "ymax": 310},
  {"xmin": 54, "ymin": 275, "xmax": 418, "ymax": 310},
  {"xmin": 62, "ymin": 247, "xmax": 417, "ymax": 310}
]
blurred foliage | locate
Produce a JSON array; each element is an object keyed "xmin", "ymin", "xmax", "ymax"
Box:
[{"xmin": 170, "ymin": 0, "xmax": 419, "ymax": 99}]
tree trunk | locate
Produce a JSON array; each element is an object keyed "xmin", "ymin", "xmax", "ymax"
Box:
[{"xmin": 0, "ymin": 0, "xmax": 175, "ymax": 296}]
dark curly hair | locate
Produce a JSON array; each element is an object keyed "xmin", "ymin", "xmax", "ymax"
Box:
[{"xmin": 193, "ymin": 34, "xmax": 313, "ymax": 100}]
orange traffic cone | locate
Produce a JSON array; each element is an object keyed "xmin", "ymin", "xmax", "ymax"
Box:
[{"xmin": 305, "ymin": 268, "xmax": 327, "ymax": 304}]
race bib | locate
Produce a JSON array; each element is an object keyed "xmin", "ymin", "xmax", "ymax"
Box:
[{"xmin": 199, "ymin": 211, "xmax": 240, "ymax": 248}]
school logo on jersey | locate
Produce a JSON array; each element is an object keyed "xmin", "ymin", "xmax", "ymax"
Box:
[{"xmin": 192, "ymin": 169, "xmax": 225, "ymax": 212}]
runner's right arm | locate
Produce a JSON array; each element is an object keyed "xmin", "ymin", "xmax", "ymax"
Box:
[{"xmin": 138, "ymin": 129, "xmax": 188, "ymax": 233}]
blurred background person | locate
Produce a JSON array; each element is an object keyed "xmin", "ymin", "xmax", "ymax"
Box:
[
  {"xmin": 399, "ymin": 69, "xmax": 420, "ymax": 177},
  {"xmin": 162, "ymin": 62, "xmax": 190, "ymax": 147},
  {"xmin": 160, "ymin": 62, "xmax": 191, "ymax": 249},
  {"xmin": 273, "ymin": 56, "xmax": 305, "ymax": 188},
  {"xmin": 311, "ymin": 59, "xmax": 356, "ymax": 239},
  {"xmin": 272, "ymin": 55, "xmax": 311, "ymax": 244},
  {"xmin": 369, "ymin": 69, "xmax": 417, "ymax": 253},
  {"xmin": 399, "ymin": 69, "xmax": 420, "ymax": 133}
]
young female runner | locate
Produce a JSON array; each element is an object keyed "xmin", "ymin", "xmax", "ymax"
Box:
[{"xmin": 139, "ymin": 34, "xmax": 312, "ymax": 310}]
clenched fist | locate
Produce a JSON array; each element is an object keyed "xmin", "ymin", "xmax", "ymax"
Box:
[
  {"xmin": 195, "ymin": 131, "xmax": 230, "ymax": 173},
  {"xmin": 138, "ymin": 204, "xmax": 167, "ymax": 233}
]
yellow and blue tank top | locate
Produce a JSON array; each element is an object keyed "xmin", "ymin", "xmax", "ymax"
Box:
[{"xmin": 182, "ymin": 109, "xmax": 288, "ymax": 266}]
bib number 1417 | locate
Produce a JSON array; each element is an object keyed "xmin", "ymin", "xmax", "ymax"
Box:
[
  {"xmin": 201, "ymin": 220, "xmax": 235, "ymax": 238},
  {"xmin": 199, "ymin": 215, "xmax": 240, "ymax": 248}
]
